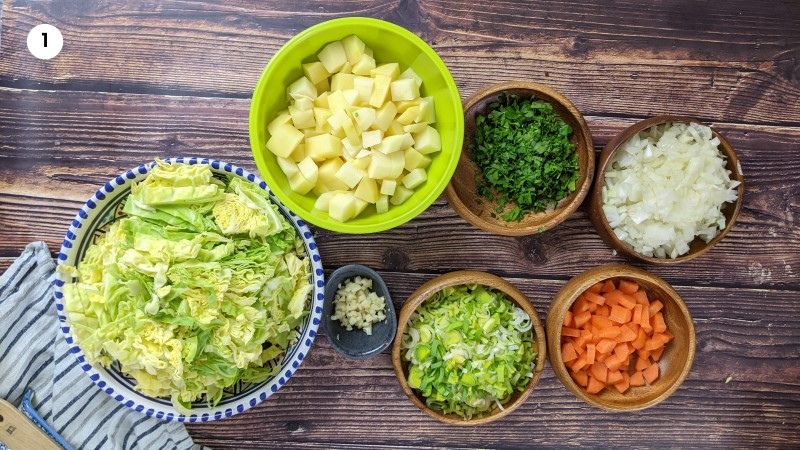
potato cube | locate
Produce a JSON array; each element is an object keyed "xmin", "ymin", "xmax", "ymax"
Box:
[
  {"xmin": 404, "ymin": 147, "xmax": 431, "ymax": 171},
  {"xmin": 297, "ymin": 157, "xmax": 319, "ymax": 184},
  {"xmin": 390, "ymin": 185, "xmax": 414, "ymax": 205},
  {"xmin": 289, "ymin": 106, "xmax": 316, "ymax": 129},
  {"xmin": 287, "ymin": 76, "xmax": 317, "ymax": 100},
  {"xmin": 305, "ymin": 133, "xmax": 342, "ymax": 160},
  {"xmin": 341, "ymin": 35, "xmax": 366, "ymax": 64},
  {"xmin": 318, "ymin": 158, "xmax": 349, "ymax": 191},
  {"xmin": 402, "ymin": 168, "xmax": 427, "ymax": 189},
  {"xmin": 318, "ymin": 41, "xmax": 348, "ymax": 73},
  {"xmin": 375, "ymin": 195, "xmax": 389, "ymax": 214},
  {"xmin": 403, "ymin": 122, "xmax": 428, "ymax": 133},
  {"xmin": 314, "ymin": 91, "xmax": 330, "ymax": 108},
  {"xmin": 267, "ymin": 123, "xmax": 304, "ymax": 158},
  {"xmin": 277, "ymin": 157, "xmax": 299, "ymax": 178},
  {"xmin": 418, "ymin": 96, "xmax": 436, "ymax": 123},
  {"xmin": 303, "ymin": 61, "xmax": 330, "ymax": 85},
  {"xmin": 315, "ymin": 78, "xmax": 330, "ymax": 94},
  {"xmin": 390, "ymin": 78, "xmax": 420, "ymax": 102},
  {"xmin": 380, "ymin": 179, "xmax": 397, "ymax": 196},
  {"xmin": 368, "ymin": 152, "xmax": 395, "ymax": 179},
  {"xmin": 341, "ymin": 136, "xmax": 361, "ymax": 159},
  {"xmin": 342, "ymin": 89, "xmax": 359, "ymax": 106},
  {"xmin": 289, "ymin": 143, "xmax": 307, "ymax": 162},
  {"xmin": 369, "ymin": 75, "xmax": 392, "ymax": 108},
  {"xmin": 354, "ymin": 198, "xmax": 369, "ymax": 216},
  {"xmin": 354, "ymin": 177, "xmax": 379, "ymax": 203},
  {"xmin": 399, "ymin": 67, "xmax": 423, "ymax": 87},
  {"xmin": 356, "ymin": 149, "xmax": 372, "ymax": 159},
  {"xmin": 314, "ymin": 191, "xmax": 334, "ymax": 211},
  {"xmin": 351, "ymin": 154, "xmax": 371, "ymax": 170},
  {"xmin": 352, "ymin": 107, "xmax": 376, "ymax": 131},
  {"xmin": 341, "ymin": 115, "xmax": 361, "ymax": 147},
  {"xmin": 303, "ymin": 128, "xmax": 326, "ymax": 139},
  {"xmin": 373, "ymin": 101, "xmax": 397, "ymax": 131},
  {"xmin": 312, "ymin": 183, "xmax": 330, "ymax": 196},
  {"xmin": 330, "ymin": 73, "xmax": 355, "ymax": 91},
  {"xmin": 371, "ymin": 63, "xmax": 400, "ymax": 80},
  {"xmin": 327, "ymin": 90, "xmax": 349, "ymax": 115},
  {"xmin": 288, "ymin": 172, "xmax": 315, "ymax": 195},
  {"xmin": 385, "ymin": 121, "xmax": 404, "ymax": 137},
  {"xmin": 374, "ymin": 134, "xmax": 405, "ymax": 154},
  {"xmin": 268, "ymin": 112, "xmax": 292, "ymax": 134},
  {"xmin": 294, "ymin": 96, "xmax": 314, "ymax": 111},
  {"xmin": 353, "ymin": 76, "xmax": 374, "ymax": 105},
  {"xmin": 413, "ymin": 126, "xmax": 441, "ymax": 154},
  {"xmin": 335, "ymin": 161, "xmax": 365, "ymax": 188},
  {"xmin": 329, "ymin": 191, "xmax": 358, "ymax": 222},
  {"xmin": 396, "ymin": 106, "xmax": 420, "ymax": 125},
  {"xmin": 362, "ymin": 129, "xmax": 383, "ymax": 148},
  {"xmin": 313, "ymin": 108, "xmax": 332, "ymax": 130},
  {"xmin": 352, "ymin": 53, "xmax": 376, "ymax": 76},
  {"xmin": 396, "ymin": 99, "xmax": 421, "ymax": 113},
  {"xmin": 339, "ymin": 61, "xmax": 353, "ymax": 74}
]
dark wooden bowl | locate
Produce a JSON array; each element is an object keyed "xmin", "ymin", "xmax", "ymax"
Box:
[
  {"xmin": 589, "ymin": 115, "xmax": 745, "ymax": 264},
  {"xmin": 445, "ymin": 81, "xmax": 594, "ymax": 236},
  {"xmin": 391, "ymin": 271, "xmax": 547, "ymax": 425},
  {"xmin": 546, "ymin": 264, "xmax": 696, "ymax": 411}
]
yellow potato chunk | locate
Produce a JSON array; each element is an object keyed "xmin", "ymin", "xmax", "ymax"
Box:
[
  {"xmin": 352, "ymin": 107, "xmax": 376, "ymax": 131},
  {"xmin": 375, "ymin": 194, "xmax": 389, "ymax": 214},
  {"xmin": 288, "ymin": 76, "xmax": 317, "ymax": 100},
  {"xmin": 268, "ymin": 112, "xmax": 292, "ymax": 134},
  {"xmin": 297, "ymin": 157, "xmax": 319, "ymax": 185},
  {"xmin": 390, "ymin": 78, "xmax": 420, "ymax": 102},
  {"xmin": 330, "ymin": 73, "xmax": 355, "ymax": 91},
  {"xmin": 277, "ymin": 157, "xmax": 299, "ymax": 178},
  {"xmin": 305, "ymin": 133, "xmax": 343, "ymax": 161},
  {"xmin": 369, "ymin": 75, "xmax": 392, "ymax": 108},
  {"xmin": 289, "ymin": 105, "xmax": 315, "ymax": 130},
  {"xmin": 390, "ymin": 185, "xmax": 414, "ymax": 205},
  {"xmin": 353, "ymin": 76, "xmax": 374, "ymax": 105},
  {"xmin": 418, "ymin": 96, "xmax": 436, "ymax": 123},
  {"xmin": 373, "ymin": 101, "xmax": 397, "ymax": 132},
  {"xmin": 318, "ymin": 158, "xmax": 349, "ymax": 191},
  {"xmin": 404, "ymin": 147, "xmax": 432, "ymax": 171},
  {"xmin": 342, "ymin": 35, "xmax": 366, "ymax": 64},
  {"xmin": 371, "ymin": 63, "xmax": 400, "ymax": 80},
  {"xmin": 362, "ymin": 130, "xmax": 383, "ymax": 148},
  {"xmin": 314, "ymin": 91, "xmax": 330, "ymax": 108},
  {"xmin": 402, "ymin": 168, "xmax": 427, "ymax": 189},
  {"xmin": 399, "ymin": 67, "xmax": 422, "ymax": 87},
  {"xmin": 314, "ymin": 191, "xmax": 334, "ymax": 211},
  {"xmin": 335, "ymin": 161, "xmax": 366, "ymax": 189},
  {"xmin": 380, "ymin": 179, "xmax": 397, "ymax": 196},
  {"xmin": 329, "ymin": 191, "xmax": 358, "ymax": 222},
  {"xmin": 354, "ymin": 177, "xmax": 380, "ymax": 203},
  {"xmin": 351, "ymin": 53, "xmax": 376, "ymax": 76},
  {"xmin": 396, "ymin": 106, "xmax": 420, "ymax": 125},
  {"xmin": 318, "ymin": 41, "xmax": 347, "ymax": 73},
  {"xmin": 413, "ymin": 126, "xmax": 441, "ymax": 154},
  {"xmin": 267, "ymin": 123, "xmax": 304, "ymax": 158},
  {"xmin": 289, "ymin": 172, "xmax": 315, "ymax": 195},
  {"xmin": 303, "ymin": 61, "xmax": 330, "ymax": 85}
]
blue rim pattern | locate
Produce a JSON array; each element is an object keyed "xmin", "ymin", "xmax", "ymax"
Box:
[{"xmin": 53, "ymin": 157, "xmax": 325, "ymax": 423}]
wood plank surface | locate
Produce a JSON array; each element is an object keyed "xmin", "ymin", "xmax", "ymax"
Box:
[{"xmin": 1, "ymin": 0, "xmax": 798, "ymax": 448}]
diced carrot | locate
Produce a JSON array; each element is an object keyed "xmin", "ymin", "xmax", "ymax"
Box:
[
  {"xmin": 629, "ymin": 371, "xmax": 645, "ymax": 386},
  {"xmin": 584, "ymin": 291, "xmax": 606, "ymax": 305},
  {"xmin": 571, "ymin": 369, "xmax": 589, "ymax": 387},
  {"xmin": 640, "ymin": 309, "xmax": 652, "ymax": 332},
  {"xmin": 614, "ymin": 372, "xmax": 630, "ymax": 393},
  {"xmin": 619, "ymin": 294, "xmax": 637, "ymax": 309},
  {"xmin": 588, "ymin": 302, "xmax": 598, "ymax": 313},
  {"xmin": 570, "ymin": 354, "xmax": 588, "ymax": 372},
  {"xmin": 562, "ymin": 342, "xmax": 579, "ymax": 362},
  {"xmin": 601, "ymin": 279, "xmax": 616, "ymax": 293},
  {"xmin": 598, "ymin": 326, "xmax": 622, "ymax": 339},
  {"xmin": 652, "ymin": 312, "xmax": 667, "ymax": 333},
  {"xmin": 575, "ymin": 330, "xmax": 593, "ymax": 349},
  {"xmin": 604, "ymin": 354, "xmax": 624, "ymax": 372},
  {"xmin": 637, "ymin": 348, "xmax": 651, "ymax": 360},
  {"xmin": 586, "ymin": 344, "xmax": 596, "ymax": 365},
  {"xmin": 633, "ymin": 290, "xmax": 649, "ymax": 305},
  {"xmin": 586, "ymin": 376, "xmax": 605, "ymax": 394},
  {"xmin": 574, "ymin": 310, "xmax": 592, "ymax": 328},
  {"xmin": 651, "ymin": 346, "xmax": 665, "ymax": 361},
  {"xmin": 590, "ymin": 362, "xmax": 608, "ymax": 383},
  {"xmin": 591, "ymin": 315, "xmax": 614, "ymax": 329},
  {"xmin": 649, "ymin": 300, "xmax": 664, "ymax": 317},
  {"xmin": 613, "ymin": 343, "xmax": 630, "ymax": 361},
  {"xmin": 574, "ymin": 297, "xmax": 591, "ymax": 313},
  {"xmin": 588, "ymin": 282, "xmax": 603, "ymax": 294},
  {"xmin": 631, "ymin": 327, "xmax": 648, "ymax": 350},
  {"xmin": 562, "ymin": 327, "xmax": 581, "ymax": 338},
  {"xmin": 596, "ymin": 338, "xmax": 616, "ymax": 354},
  {"xmin": 596, "ymin": 305, "xmax": 611, "ymax": 317},
  {"xmin": 604, "ymin": 290, "xmax": 626, "ymax": 306},
  {"xmin": 619, "ymin": 279, "xmax": 639, "ymax": 294},
  {"xmin": 632, "ymin": 304, "xmax": 643, "ymax": 325},
  {"xmin": 644, "ymin": 333, "xmax": 671, "ymax": 351},
  {"xmin": 564, "ymin": 310, "xmax": 574, "ymax": 328},
  {"xmin": 597, "ymin": 352, "xmax": 609, "ymax": 363},
  {"xmin": 635, "ymin": 355, "xmax": 650, "ymax": 371},
  {"xmin": 609, "ymin": 305, "xmax": 631, "ymax": 324},
  {"xmin": 607, "ymin": 370, "xmax": 623, "ymax": 385},
  {"xmin": 643, "ymin": 363, "xmax": 660, "ymax": 384},
  {"xmin": 617, "ymin": 324, "xmax": 638, "ymax": 342}
]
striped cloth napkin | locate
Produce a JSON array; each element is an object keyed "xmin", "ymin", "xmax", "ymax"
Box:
[{"xmin": 0, "ymin": 242, "xmax": 204, "ymax": 450}]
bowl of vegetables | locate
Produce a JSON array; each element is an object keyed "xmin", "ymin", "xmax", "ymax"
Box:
[
  {"xmin": 546, "ymin": 264, "xmax": 695, "ymax": 411},
  {"xmin": 391, "ymin": 271, "xmax": 546, "ymax": 424},
  {"xmin": 249, "ymin": 17, "xmax": 463, "ymax": 234},
  {"xmin": 54, "ymin": 157, "xmax": 324, "ymax": 422},
  {"xmin": 589, "ymin": 116, "xmax": 744, "ymax": 263},
  {"xmin": 446, "ymin": 81, "xmax": 594, "ymax": 235}
]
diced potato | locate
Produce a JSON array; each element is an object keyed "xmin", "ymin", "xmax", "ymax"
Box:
[
  {"xmin": 396, "ymin": 99, "xmax": 421, "ymax": 113},
  {"xmin": 330, "ymin": 73, "xmax": 355, "ymax": 91},
  {"xmin": 350, "ymin": 154, "xmax": 371, "ymax": 170},
  {"xmin": 356, "ymin": 149, "xmax": 372, "ymax": 159},
  {"xmin": 327, "ymin": 90, "xmax": 349, "ymax": 115},
  {"xmin": 371, "ymin": 63, "xmax": 400, "ymax": 80},
  {"xmin": 294, "ymin": 96, "xmax": 314, "ymax": 111},
  {"xmin": 315, "ymin": 78, "xmax": 330, "ymax": 94},
  {"xmin": 385, "ymin": 121, "xmax": 404, "ymax": 137},
  {"xmin": 418, "ymin": 96, "xmax": 436, "ymax": 123},
  {"xmin": 375, "ymin": 194, "xmax": 389, "ymax": 214},
  {"xmin": 312, "ymin": 183, "xmax": 330, "ymax": 196},
  {"xmin": 339, "ymin": 61, "xmax": 353, "ymax": 74},
  {"xmin": 289, "ymin": 105, "xmax": 316, "ymax": 129},
  {"xmin": 305, "ymin": 133, "xmax": 343, "ymax": 160},
  {"xmin": 314, "ymin": 91, "xmax": 330, "ymax": 108},
  {"xmin": 390, "ymin": 78, "xmax": 420, "ymax": 102},
  {"xmin": 341, "ymin": 136, "xmax": 361, "ymax": 159},
  {"xmin": 329, "ymin": 191, "xmax": 358, "ymax": 222},
  {"xmin": 303, "ymin": 61, "xmax": 330, "ymax": 85},
  {"xmin": 303, "ymin": 128, "xmax": 326, "ymax": 139},
  {"xmin": 288, "ymin": 77, "xmax": 317, "ymax": 100},
  {"xmin": 399, "ymin": 67, "xmax": 423, "ymax": 87},
  {"xmin": 341, "ymin": 114, "xmax": 361, "ymax": 147},
  {"xmin": 268, "ymin": 112, "xmax": 292, "ymax": 134},
  {"xmin": 318, "ymin": 158, "xmax": 349, "ymax": 190},
  {"xmin": 277, "ymin": 157, "xmax": 299, "ymax": 178},
  {"xmin": 380, "ymin": 179, "xmax": 397, "ymax": 196},
  {"xmin": 403, "ymin": 122, "xmax": 428, "ymax": 134},
  {"xmin": 314, "ymin": 191, "xmax": 334, "ymax": 211},
  {"xmin": 354, "ymin": 198, "xmax": 369, "ymax": 216},
  {"xmin": 374, "ymin": 134, "xmax": 406, "ymax": 154},
  {"xmin": 354, "ymin": 177, "xmax": 379, "ymax": 203},
  {"xmin": 373, "ymin": 101, "xmax": 397, "ymax": 132},
  {"xmin": 402, "ymin": 168, "xmax": 427, "ymax": 189},
  {"xmin": 369, "ymin": 75, "xmax": 392, "ymax": 108},
  {"xmin": 352, "ymin": 107, "xmax": 376, "ymax": 131},
  {"xmin": 313, "ymin": 108, "xmax": 332, "ymax": 130},
  {"xmin": 342, "ymin": 89, "xmax": 359, "ymax": 106},
  {"xmin": 289, "ymin": 172, "xmax": 315, "ymax": 195},
  {"xmin": 297, "ymin": 157, "xmax": 319, "ymax": 184},
  {"xmin": 318, "ymin": 41, "xmax": 348, "ymax": 73},
  {"xmin": 335, "ymin": 161, "xmax": 365, "ymax": 188},
  {"xmin": 413, "ymin": 126, "xmax": 441, "ymax": 154},
  {"xmin": 396, "ymin": 106, "xmax": 420, "ymax": 125},
  {"xmin": 342, "ymin": 35, "xmax": 366, "ymax": 64},
  {"xmin": 267, "ymin": 123, "xmax": 304, "ymax": 158},
  {"xmin": 362, "ymin": 129, "xmax": 383, "ymax": 148},
  {"xmin": 390, "ymin": 185, "xmax": 414, "ymax": 205},
  {"xmin": 351, "ymin": 53, "xmax": 376, "ymax": 76},
  {"xmin": 367, "ymin": 151, "xmax": 405, "ymax": 179},
  {"xmin": 352, "ymin": 76, "xmax": 374, "ymax": 105},
  {"xmin": 404, "ymin": 147, "xmax": 432, "ymax": 171},
  {"xmin": 289, "ymin": 143, "xmax": 307, "ymax": 162}
]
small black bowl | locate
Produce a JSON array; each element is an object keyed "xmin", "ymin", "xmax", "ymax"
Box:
[{"xmin": 323, "ymin": 264, "xmax": 397, "ymax": 359}]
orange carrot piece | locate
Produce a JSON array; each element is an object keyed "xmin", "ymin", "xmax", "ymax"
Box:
[
  {"xmin": 588, "ymin": 303, "xmax": 598, "ymax": 313},
  {"xmin": 631, "ymin": 327, "xmax": 648, "ymax": 350},
  {"xmin": 570, "ymin": 354, "xmax": 589, "ymax": 372},
  {"xmin": 635, "ymin": 355, "xmax": 650, "ymax": 372},
  {"xmin": 596, "ymin": 305, "xmax": 611, "ymax": 317},
  {"xmin": 614, "ymin": 372, "xmax": 630, "ymax": 393},
  {"xmin": 562, "ymin": 342, "xmax": 579, "ymax": 362},
  {"xmin": 597, "ymin": 352, "xmax": 609, "ymax": 363},
  {"xmin": 640, "ymin": 309, "xmax": 652, "ymax": 332},
  {"xmin": 651, "ymin": 346, "xmax": 665, "ymax": 361},
  {"xmin": 629, "ymin": 371, "xmax": 645, "ymax": 386},
  {"xmin": 575, "ymin": 330, "xmax": 593, "ymax": 349},
  {"xmin": 618, "ymin": 294, "xmax": 637, "ymax": 309},
  {"xmin": 574, "ymin": 310, "xmax": 592, "ymax": 328},
  {"xmin": 586, "ymin": 376, "xmax": 605, "ymax": 394},
  {"xmin": 590, "ymin": 362, "xmax": 608, "ymax": 383},
  {"xmin": 633, "ymin": 289, "xmax": 649, "ymax": 305},
  {"xmin": 572, "ymin": 369, "xmax": 589, "ymax": 387},
  {"xmin": 601, "ymin": 279, "xmax": 616, "ymax": 293},
  {"xmin": 585, "ymin": 291, "xmax": 606, "ymax": 306},
  {"xmin": 607, "ymin": 370, "xmax": 623, "ymax": 385},
  {"xmin": 644, "ymin": 333, "xmax": 670, "ymax": 351},
  {"xmin": 604, "ymin": 290, "xmax": 627, "ymax": 307},
  {"xmin": 652, "ymin": 312, "xmax": 667, "ymax": 333},
  {"xmin": 586, "ymin": 344, "xmax": 596, "ymax": 365},
  {"xmin": 604, "ymin": 354, "xmax": 624, "ymax": 372},
  {"xmin": 613, "ymin": 343, "xmax": 630, "ymax": 361},
  {"xmin": 574, "ymin": 297, "xmax": 590, "ymax": 313},
  {"xmin": 617, "ymin": 324, "xmax": 638, "ymax": 342},
  {"xmin": 562, "ymin": 327, "xmax": 581, "ymax": 338},
  {"xmin": 643, "ymin": 363, "xmax": 660, "ymax": 384},
  {"xmin": 637, "ymin": 349, "xmax": 651, "ymax": 360},
  {"xmin": 596, "ymin": 338, "xmax": 616, "ymax": 354},
  {"xmin": 588, "ymin": 282, "xmax": 603, "ymax": 294},
  {"xmin": 619, "ymin": 279, "xmax": 639, "ymax": 295},
  {"xmin": 598, "ymin": 326, "xmax": 622, "ymax": 339},
  {"xmin": 609, "ymin": 305, "xmax": 631, "ymax": 324},
  {"xmin": 564, "ymin": 310, "xmax": 574, "ymax": 328},
  {"xmin": 591, "ymin": 315, "xmax": 614, "ymax": 329},
  {"xmin": 649, "ymin": 300, "xmax": 664, "ymax": 317},
  {"xmin": 632, "ymin": 304, "xmax": 643, "ymax": 325}
]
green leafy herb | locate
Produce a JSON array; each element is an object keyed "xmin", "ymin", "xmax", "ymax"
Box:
[{"xmin": 473, "ymin": 94, "xmax": 579, "ymax": 221}]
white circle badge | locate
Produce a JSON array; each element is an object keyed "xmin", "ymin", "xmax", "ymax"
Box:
[{"xmin": 27, "ymin": 24, "xmax": 63, "ymax": 60}]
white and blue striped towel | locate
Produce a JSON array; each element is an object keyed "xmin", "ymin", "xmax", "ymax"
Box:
[{"xmin": 0, "ymin": 242, "xmax": 204, "ymax": 450}]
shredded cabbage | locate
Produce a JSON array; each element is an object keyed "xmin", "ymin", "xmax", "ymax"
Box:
[
  {"xmin": 59, "ymin": 161, "xmax": 312, "ymax": 410},
  {"xmin": 400, "ymin": 285, "xmax": 535, "ymax": 419},
  {"xmin": 602, "ymin": 122, "xmax": 740, "ymax": 258}
]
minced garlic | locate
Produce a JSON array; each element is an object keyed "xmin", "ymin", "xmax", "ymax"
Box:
[{"xmin": 331, "ymin": 276, "xmax": 386, "ymax": 335}]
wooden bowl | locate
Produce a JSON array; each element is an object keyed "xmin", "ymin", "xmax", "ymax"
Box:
[
  {"xmin": 589, "ymin": 115, "xmax": 745, "ymax": 264},
  {"xmin": 391, "ymin": 271, "xmax": 547, "ymax": 425},
  {"xmin": 546, "ymin": 264, "xmax": 696, "ymax": 411},
  {"xmin": 445, "ymin": 81, "xmax": 594, "ymax": 236}
]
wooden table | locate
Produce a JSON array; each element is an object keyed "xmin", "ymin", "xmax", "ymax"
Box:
[{"xmin": 2, "ymin": 1, "xmax": 799, "ymax": 448}]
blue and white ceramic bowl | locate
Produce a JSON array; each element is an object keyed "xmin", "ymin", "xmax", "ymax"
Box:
[{"xmin": 53, "ymin": 157, "xmax": 325, "ymax": 422}]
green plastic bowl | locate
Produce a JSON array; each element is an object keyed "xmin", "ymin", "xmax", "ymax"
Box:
[{"xmin": 249, "ymin": 17, "xmax": 463, "ymax": 234}]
